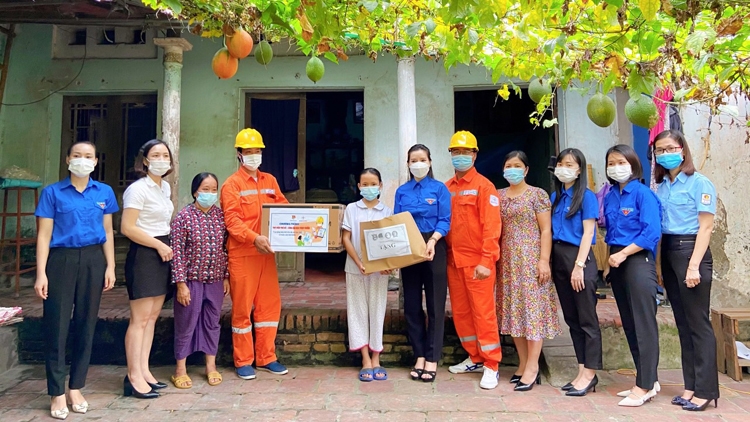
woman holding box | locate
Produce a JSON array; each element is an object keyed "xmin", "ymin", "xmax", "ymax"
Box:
[
  {"xmin": 342, "ymin": 168, "xmax": 393, "ymax": 382},
  {"xmin": 394, "ymin": 144, "xmax": 451, "ymax": 383}
]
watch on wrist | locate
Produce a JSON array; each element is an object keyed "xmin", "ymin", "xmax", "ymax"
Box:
[{"xmin": 575, "ymin": 260, "xmax": 586, "ymax": 268}]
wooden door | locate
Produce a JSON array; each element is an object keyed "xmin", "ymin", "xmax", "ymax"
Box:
[
  {"xmin": 60, "ymin": 95, "xmax": 158, "ymax": 231},
  {"xmin": 245, "ymin": 93, "xmax": 307, "ymax": 282}
]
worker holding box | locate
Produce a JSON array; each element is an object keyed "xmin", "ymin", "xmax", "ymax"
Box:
[
  {"xmin": 221, "ymin": 128, "xmax": 289, "ymax": 381},
  {"xmin": 444, "ymin": 130, "xmax": 503, "ymax": 390}
]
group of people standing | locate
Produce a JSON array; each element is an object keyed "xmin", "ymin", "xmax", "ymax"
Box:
[{"xmin": 33, "ymin": 126, "xmax": 719, "ymax": 419}]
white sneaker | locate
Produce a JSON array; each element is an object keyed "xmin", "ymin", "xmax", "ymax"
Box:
[
  {"xmin": 479, "ymin": 367, "xmax": 499, "ymax": 390},
  {"xmin": 448, "ymin": 357, "xmax": 484, "ymax": 374},
  {"xmin": 616, "ymin": 381, "xmax": 660, "ymax": 397}
]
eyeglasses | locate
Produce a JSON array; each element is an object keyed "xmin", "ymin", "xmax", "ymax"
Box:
[{"xmin": 654, "ymin": 146, "xmax": 683, "ymax": 155}]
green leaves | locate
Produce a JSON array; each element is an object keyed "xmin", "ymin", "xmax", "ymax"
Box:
[
  {"xmin": 639, "ymin": 0, "xmax": 660, "ymax": 21},
  {"xmin": 362, "ymin": 1, "xmax": 378, "ymax": 13}
]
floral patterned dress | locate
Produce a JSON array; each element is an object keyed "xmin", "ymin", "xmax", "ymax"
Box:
[{"xmin": 497, "ymin": 186, "xmax": 561, "ymax": 341}]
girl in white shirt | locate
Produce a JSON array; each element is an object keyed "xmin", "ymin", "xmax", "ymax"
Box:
[
  {"xmin": 120, "ymin": 139, "xmax": 175, "ymax": 399},
  {"xmin": 341, "ymin": 168, "xmax": 393, "ymax": 382}
]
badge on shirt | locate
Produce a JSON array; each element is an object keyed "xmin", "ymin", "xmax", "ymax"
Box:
[
  {"xmin": 621, "ymin": 207, "xmax": 634, "ymax": 216},
  {"xmin": 425, "ymin": 198, "xmax": 436, "ymax": 205},
  {"xmin": 489, "ymin": 195, "xmax": 499, "ymax": 207},
  {"xmin": 97, "ymin": 202, "xmax": 106, "ymax": 209},
  {"xmin": 701, "ymin": 194, "xmax": 712, "ymax": 205}
]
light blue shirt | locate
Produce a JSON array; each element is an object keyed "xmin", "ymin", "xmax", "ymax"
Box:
[{"xmin": 656, "ymin": 171, "xmax": 716, "ymax": 235}]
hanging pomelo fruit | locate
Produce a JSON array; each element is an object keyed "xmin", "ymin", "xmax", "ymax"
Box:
[
  {"xmin": 625, "ymin": 95, "xmax": 659, "ymax": 129},
  {"xmin": 212, "ymin": 48, "xmax": 238, "ymax": 79},
  {"xmin": 306, "ymin": 56, "xmax": 325, "ymax": 83},
  {"xmin": 226, "ymin": 28, "xmax": 254, "ymax": 59},
  {"xmin": 586, "ymin": 93, "xmax": 616, "ymax": 128},
  {"xmin": 528, "ymin": 78, "xmax": 552, "ymax": 103},
  {"xmin": 255, "ymin": 40, "xmax": 273, "ymax": 65}
]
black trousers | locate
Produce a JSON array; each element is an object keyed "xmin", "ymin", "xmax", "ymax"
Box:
[
  {"xmin": 401, "ymin": 234, "xmax": 447, "ymax": 362},
  {"xmin": 609, "ymin": 246, "xmax": 659, "ymax": 390},
  {"xmin": 44, "ymin": 245, "xmax": 106, "ymax": 397},
  {"xmin": 551, "ymin": 242, "xmax": 603, "ymax": 370},
  {"xmin": 661, "ymin": 234, "xmax": 719, "ymax": 399}
]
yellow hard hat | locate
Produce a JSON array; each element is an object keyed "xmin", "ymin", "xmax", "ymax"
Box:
[
  {"xmin": 449, "ymin": 130, "xmax": 478, "ymax": 151},
  {"xmin": 235, "ymin": 128, "xmax": 265, "ymax": 149}
]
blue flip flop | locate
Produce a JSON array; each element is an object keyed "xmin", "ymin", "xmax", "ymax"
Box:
[
  {"xmin": 373, "ymin": 366, "xmax": 388, "ymax": 381},
  {"xmin": 359, "ymin": 368, "xmax": 374, "ymax": 382}
]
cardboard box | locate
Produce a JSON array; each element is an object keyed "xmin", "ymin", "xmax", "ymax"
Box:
[
  {"xmin": 359, "ymin": 212, "xmax": 427, "ymax": 274},
  {"xmin": 261, "ymin": 204, "xmax": 345, "ymax": 253}
]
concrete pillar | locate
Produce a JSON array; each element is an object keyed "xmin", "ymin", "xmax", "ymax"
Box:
[
  {"xmin": 397, "ymin": 57, "xmax": 417, "ymax": 185},
  {"xmin": 154, "ymin": 38, "xmax": 192, "ymax": 210}
]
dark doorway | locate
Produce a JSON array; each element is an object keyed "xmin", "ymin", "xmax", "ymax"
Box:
[{"xmin": 454, "ymin": 89, "xmax": 557, "ymax": 192}]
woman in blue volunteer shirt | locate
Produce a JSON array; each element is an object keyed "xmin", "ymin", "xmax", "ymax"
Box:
[
  {"xmin": 394, "ymin": 144, "xmax": 451, "ymax": 382},
  {"xmin": 653, "ymin": 130, "xmax": 719, "ymax": 412},
  {"xmin": 35, "ymin": 141, "xmax": 118, "ymax": 420},
  {"xmin": 603, "ymin": 144, "xmax": 662, "ymax": 407},
  {"xmin": 550, "ymin": 148, "xmax": 602, "ymax": 397}
]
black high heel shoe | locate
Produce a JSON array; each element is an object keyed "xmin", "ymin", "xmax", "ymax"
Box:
[
  {"xmin": 561, "ymin": 382, "xmax": 573, "ymax": 391},
  {"xmin": 514, "ymin": 373, "xmax": 541, "ymax": 392},
  {"xmin": 565, "ymin": 375, "xmax": 598, "ymax": 397},
  {"xmin": 148, "ymin": 381, "xmax": 168, "ymax": 390},
  {"xmin": 683, "ymin": 398, "xmax": 718, "ymax": 412},
  {"xmin": 410, "ymin": 368, "xmax": 424, "ymax": 381},
  {"xmin": 123, "ymin": 376, "xmax": 160, "ymax": 399},
  {"xmin": 509, "ymin": 374, "xmax": 522, "ymax": 384}
]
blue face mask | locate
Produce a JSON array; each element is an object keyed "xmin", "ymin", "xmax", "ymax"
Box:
[
  {"xmin": 196, "ymin": 192, "xmax": 218, "ymax": 208},
  {"xmin": 655, "ymin": 152, "xmax": 683, "ymax": 170},
  {"xmin": 360, "ymin": 186, "xmax": 380, "ymax": 201},
  {"xmin": 503, "ymin": 168, "xmax": 526, "ymax": 185},
  {"xmin": 452, "ymin": 155, "xmax": 473, "ymax": 172}
]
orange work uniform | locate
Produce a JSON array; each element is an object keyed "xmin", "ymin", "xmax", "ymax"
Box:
[
  {"xmin": 445, "ymin": 167, "xmax": 502, "ymax": 370},
  {"xmin": 221, "ymin": 168, "xmax": 288, "ymax": 368}
]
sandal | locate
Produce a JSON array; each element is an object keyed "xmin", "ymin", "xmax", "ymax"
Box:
[
  {"xmin": 170, "ymin": 374, "xmax": 193, "ymax": 389},
  {"xmin": 410, "ymin": 367, "xmax": 424, "ymax": 381},
  {"xmin": 207, "ymin": 371, "xmax": 222, "ymax": 386},
  {"xmin": 359, "ymin": 368, "xmax": 374, "ymax": 382},
  {"xmin": 421, "ymin": 370, "xmax": 437, "ymax": 383},
  {"xmin": 373, "ymin": 366, "xmax": 388, "ymax": 381}
]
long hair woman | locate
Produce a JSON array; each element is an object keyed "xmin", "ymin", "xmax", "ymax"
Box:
[
  {"xmin": 121, "ymin": 139, "xmax": 175, "ymax": 399},
  {"xmin": 549, "ymin": 148, "xmax": 602, "ymax": 397}
]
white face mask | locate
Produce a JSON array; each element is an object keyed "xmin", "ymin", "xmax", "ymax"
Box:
[
  {"xmin": 68, "ymin": 158, "xmax": 96, "ymax": 178},
  {"xmin": 554, "ymin": 167, "xmax": 578, "ymax": 184},
  {"xmin": 607, "ymin": 164, "xmax": 632, "ymax": 183},
  {"xmin": 148, "ymin": 160, "xmax": 171, "ymax": 177},
  {"xmin": 409, "ymin": 162, "xmax": 430, "ymax": 179},
  {"xmin": 243, "ymin": 154, "xmax": 262, "ymax": 170}
]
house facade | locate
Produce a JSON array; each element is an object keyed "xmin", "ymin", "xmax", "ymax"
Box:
[{"xmin": 1, "ymin": 23, "xmax": 748, "ymax": 308}]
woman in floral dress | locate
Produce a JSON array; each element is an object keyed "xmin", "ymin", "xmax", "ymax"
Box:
[{"xmin": 497, "ymin": 150, "xmax": 560, "ymax": 392}]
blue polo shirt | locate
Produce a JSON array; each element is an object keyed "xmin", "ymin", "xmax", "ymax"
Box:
[
  {"xmin": 656, "ymin": 171, "xmax": 716, "ymax": 235},
  {"xmin": 603, "ymin": 180, "xmax": 662, "ymax": 256},
  {"xmin": 550, "ymin": 187, "xmax": 599, "ymax": 245},
  {"xmin": 35, "ymin": 178, "xmax": 119, "ymax": 248},
  {"xmin": 394, "ymin": 176, "xmax": 451, "ymax": 237}
]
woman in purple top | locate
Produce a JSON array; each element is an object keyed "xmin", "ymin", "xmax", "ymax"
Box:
[{"xmin": 169, "ymin": 173, "xmax": 229, "ymax": 389}]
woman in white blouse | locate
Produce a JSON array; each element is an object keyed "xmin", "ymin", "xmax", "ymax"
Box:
[{"xmin": 120, "ymin": 139, "xmax": 175, "ymax": 399}]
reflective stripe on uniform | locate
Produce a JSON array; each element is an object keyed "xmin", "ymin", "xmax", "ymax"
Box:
[
  {"xmin": 254, "ymin": 321, "xmax": 279, "ymax": 328},
  {"xmin": 260, "ymin": 189, "xmax": 276, "ymax": 195},
  {"xmin": 232, "ymin": 325, "xmax": 253, "ymax": 334},
  {"xmin": 459, "ymin": 335, "xmax": 477, "ymax": 343},
  {"xmin": 479, "ymin": 342, "xmax": 501, "ymax": 351},
  {"xmin": 459, "ymin": 189, "xmax": 478, "ymax": 196},
  {"xmin": 240, "ymin": 189, "xmax": 258, "ymax": 196}
]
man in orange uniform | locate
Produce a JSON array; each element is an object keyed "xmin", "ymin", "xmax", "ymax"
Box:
[
  {"xmin": 221, "ymin": 128, "xmax": 289, "ymax": 380},
  {"xmin": 444, "ymin": 130, "xmax": 503, "ymax": 389}
]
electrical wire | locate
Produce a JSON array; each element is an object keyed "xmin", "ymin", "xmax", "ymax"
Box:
[
  {"xmin": 1, "ymin": 32, "xmax": 87, "ymax": 107},
  {"xmin": 616, "ymin": 368, "xmax": 750, "ymax": 396}
]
